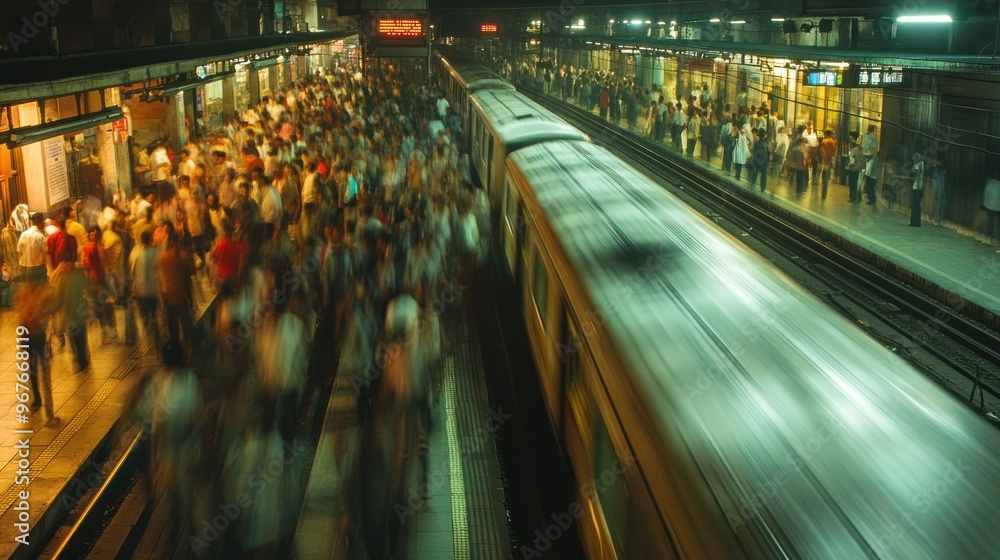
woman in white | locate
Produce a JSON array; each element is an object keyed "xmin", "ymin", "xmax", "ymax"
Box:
[{"xmin": 732, "ymin": 127, "xmax": 751, "ymax": 181}]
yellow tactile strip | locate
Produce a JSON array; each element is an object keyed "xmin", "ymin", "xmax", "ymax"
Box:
[
  {"xmin": 445, "ymin": 355, "xmax": 471, "ymax": 560},
  {"xmin": 0, "ymin": 309, "xmax": 182, "ymax": 515},
  {"xmin": 449, "ymin": 316, "xmax": 512, "ymax": 560}
]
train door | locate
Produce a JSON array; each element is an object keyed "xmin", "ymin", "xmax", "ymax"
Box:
[
  {"xmin": 501, "ymin": 175, "xmax": 523, "ymax": 279},
  {"xmin": 523, "ymin": 234, "xmax": 564, "ymax": 432},
  {"xmin": 486, "ymin": 139, "xmax": 494, "ymax": 193}
]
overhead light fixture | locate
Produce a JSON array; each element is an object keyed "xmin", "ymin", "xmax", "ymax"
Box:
[
  {"xmin": 578, "ymin": 19, "xmax": 585, "ymax": 26},
  {"xmin": 771, "ymin": 18, "xmax": 786, "ymax": 22},
  {"xmin": 897, "ymin": 14, "xmax": 952, "ymax": 23},
  {"xmin": 731, "ymin": 20, "xmax": 746, "ymax": 24},
  {"xmin": 709, "ymin": 18, "xmax": 721, "ymax": 23},
  {"xmin": 609, "ymin": 19, "xmax": 614, "ymax": 23},
  {"xmin": 657, "ymin": 21, "xmax": 666, "ymax": 25},
  {"xmin": 6, "ymin": 107, "xmax": 124, "ymax": 149},
  {"xmin": 630, "ymin": 19, "xmax": 642, "ymax": 24},
  {"xmin": 644, "ymin": 20, "xmax": 651, "ymax": 24}
]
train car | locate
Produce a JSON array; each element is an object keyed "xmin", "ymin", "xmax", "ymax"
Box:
[
  {"xmin": 434, "ymin": 45, "xmax": 513, "ymax": 137},
  {"xmin": 501, "ymin": 139, "xmax": 1000, "ymax": 559},
  {"xmin": 467, "ymin": 88, "xmax": 586, "ymax": 205}
]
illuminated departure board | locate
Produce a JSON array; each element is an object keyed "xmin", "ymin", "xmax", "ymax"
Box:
[
  {"xmin": 803, "ymin": 70, "xmax": 843, "ymax": 87},
  {"xmin": 481, "ymin": 23, "xmax": 498, "ymax": 33},
  {"xmin": 378, "ymin": 18, "xmax": 424, "ymax": 38},
  {"xmin": 847, "ymin": 66, "xmax": 910, "ymax": 88}
]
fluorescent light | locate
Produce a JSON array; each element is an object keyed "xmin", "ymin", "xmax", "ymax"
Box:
[
  {"xmin": 644, "ymin": 20, "xmax": 651, "ymax": 24},
  {"xmin": 609, "ymin": 19, "xmax": 614, "ymax": 23},
  {"xmin": 578, "ymin": 19, "xmax": 585, "ymax": 26},
  {"xmin": 709, "ymin": 18, "xmax": 721, "ymax": 23},
  {"xmin": 630, "ymin": 20, "xmax": 642, "ymax": 24},
  {"xmin": 771, "ymin": 18, "xmax": 785, "ymax": 22},
  {"xmin": 897, "ymin": 14, "xmax": 952, "ymax": 23},
  {"xmin": 821, "ymin": 61, "xmax": 850, "ymax": 68},
  {"xmin": 731, "ymin": 20, "xmax": 746, "ymax": 24},
  {"xmin": 657, "ymin": 21, "xmax": 666, "ymax": 25}
]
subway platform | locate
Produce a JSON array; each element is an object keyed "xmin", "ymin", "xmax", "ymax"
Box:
[
  {"xmin": 293, "ymin": 310, "xmax": 512, "ymax": 560},
  {"xmin": 548, "ymin": 91, "xmax": 1000, "ymax": 327},
  {"xmin": 0, "ymin": 275, "xmax": 216, "ymax": 560}
]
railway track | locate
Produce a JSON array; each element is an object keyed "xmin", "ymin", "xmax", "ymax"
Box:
[{"xmin": 526, "ymin": 89, "xmax": 1000, "ymax": 420}]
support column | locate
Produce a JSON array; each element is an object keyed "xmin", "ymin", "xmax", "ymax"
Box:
[
  {"xmin": 222, "ymin": 75, "xmax": 236, "ymax": 122},
  {"xmin": 165, "ymin": 93, "xmax": 186, "ymax": 150},
  {"xmin": 268, "ymin": 66, "xmax": 278, "ymax": 94},
  {"xmin": 249, "ymin": 69, "xmax": 261, "ymax": 106}
]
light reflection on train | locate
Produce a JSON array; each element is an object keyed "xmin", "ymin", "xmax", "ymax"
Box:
[{"xmin": 436, "ymin": 44, "xmax": 1000, "ymax": 559}]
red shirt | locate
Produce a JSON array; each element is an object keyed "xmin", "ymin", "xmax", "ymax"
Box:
[
  {"xmin": 242, "ymin": 154, "xmax": 265, "ymax": 173},
  {"xmin": 212, "ymin": 237, "xmax": 245, "ymax": 282},
  {"xmin": 82, "ymin": 242, "xmax": 105, "ymax": 282},
  {"xmin": 46, "ymin": 229, "xmax": 77, "ymax": 268},
  {"xmin": 316, "ymin": 161, "xmax": 329, "ymax": 181}
]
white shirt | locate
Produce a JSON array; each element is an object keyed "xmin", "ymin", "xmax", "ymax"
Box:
[
  {"xmin": 129, "ymin": 244, "xmax": 159, "ymax": 298},
  {"xmin": 301, "ymin": 172, "xmax": 317, "ymax": 205},
  {"xmin": 151, "ymin": 148, "xmax": 171, "ymax": 181},
  {"xmin": 178, "ymin": 158, "xmax": 196, "ymax": 179},
  {"xmin": 259, "ymin": 185, "xmax": 282, "ymax": 225},
  {"xmin": 17, "ymin": 226, "xmax": 46, "ymax": 267}
]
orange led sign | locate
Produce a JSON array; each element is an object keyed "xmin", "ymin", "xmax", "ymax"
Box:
[
  {"xmin": 378, "ymin": 18, "xmax": 424, "ymax": 38},
  {"xmin": 481, "ymin": 23, "xmax": 498, "ymax": 33}
]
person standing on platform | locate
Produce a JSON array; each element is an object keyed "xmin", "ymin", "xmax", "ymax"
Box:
[
  {"xmin": 721, "ymin": 116, "xmax": 736, "ymax": 172},
  {"xmin": 789, "ymin": 138, "xmax": 810, "ymax": 194},
  {"xmin": 845, "ymin": 134, "xmax": 864, "ymax": 203},
  {"xmin": 909, "ymin": 153, "xmax": 925, "ymax": 227},
  {"xmin": 802, "ymin": 122, "xmax": 820, "ymax": 185},
  {"xmin": 17, "ymin": 212, "xmax": 47, "ymax": 283},
  {"xmin": 748, "ymin": 129, "xmax": 770, "ymax": 192},
  {"xmin": 2, "ymin": 215, "xmax": 20, "ymax": 293},
  {"xmin": 820, "ymin": 130, "xmax": 838, "ymax": 200},
  {"xmin": 732, "ymin": 125, "xmax": 750, "ymax": 181},
  {"xmin": 982, "ymin": 172, "xmax": 1000, "ymax": 251},
  {"xmin": 685, "ymin": 107, "xmax": 701, "ymax": 159},
  {"xmin": 598, "ymin": 85, "xmax": 611, "ymax": 120},
  {"xmin": 671, "ymin": 102, "xmax": 686, "ymax": 151},
  {"xmin": 862, "ymin": 125, "xmax": 880, "ymax": 205}
]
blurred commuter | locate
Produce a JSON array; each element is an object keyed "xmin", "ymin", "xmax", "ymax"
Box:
[
  {"xmin": 156, "ymin": 234, "xmax": 195, "ymax": 351},
  {"xmin": 130, "ymin": 230, "xmax": 160, "ymax": 345}
]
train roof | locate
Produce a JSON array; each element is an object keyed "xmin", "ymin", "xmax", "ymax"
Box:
[
  {"xmin": 506, "ymin": 139, "xmax": 1000, "ymax": 558},
  {"xmin": 469, "ymin": 89, "xmax": 587, "ymax": 151},
  {"xmin": 435, "ymin": 45, "xmax": 512, "ymax": 93}
]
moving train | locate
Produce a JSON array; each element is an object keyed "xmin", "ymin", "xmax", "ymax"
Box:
[{"xmin": 434, "ymin": 47, "xmax": 1000, "ymax": 559}]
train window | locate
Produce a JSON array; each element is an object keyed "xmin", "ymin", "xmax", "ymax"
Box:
[
  {"xmin": 563, "ymin": 316, "xmax": 589, "ymax": 435},
  {"xmin": 533, "ymin": 250, "xmax": 548, "ymax": 330},
  {"xmin": 504, "ymin": 178, "xmax": 519, "ymax": 235},
  {"xmin": 487, "ymin": 138, "xmax": 494, "ymax": 189},
  {"xmin": 594, "ymin": 421, "xmax": 629, "ymax": 558}
]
